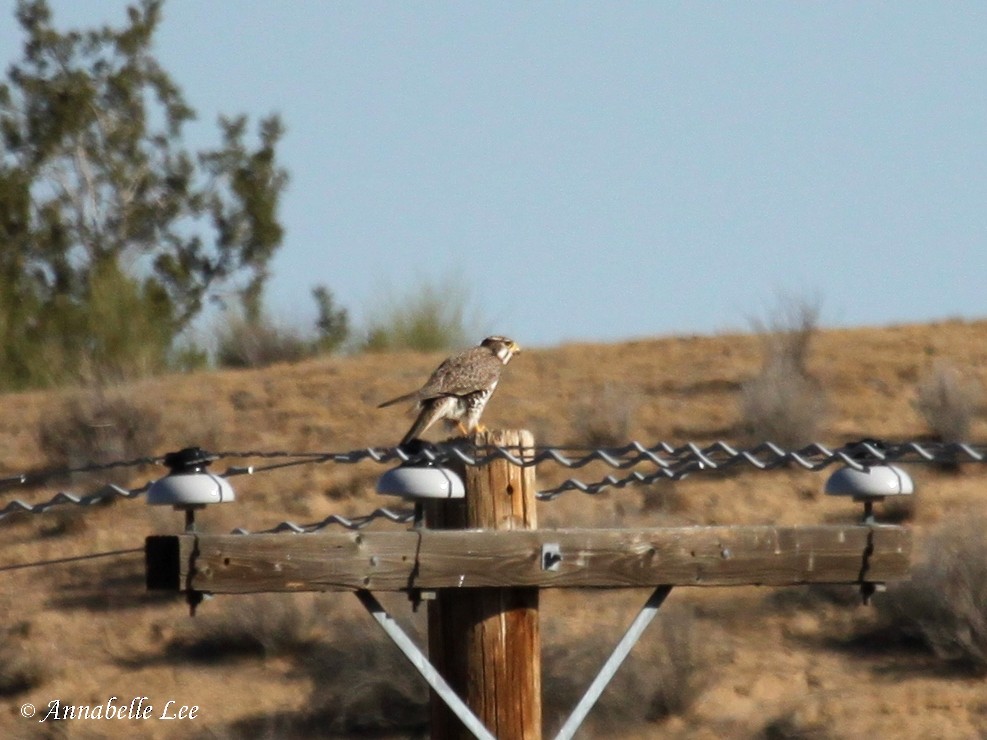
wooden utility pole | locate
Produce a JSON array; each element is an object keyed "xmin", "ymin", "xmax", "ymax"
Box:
[
  {"xmin": 426, "ymin": 428, "xmax": 541, "ymax": 740},
  {"xmin": 144, "ymin": 428, "xmax": 915, "ymax": 740}
]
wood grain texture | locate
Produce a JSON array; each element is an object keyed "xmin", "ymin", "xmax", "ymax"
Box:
[
  {"xmin": 430, "ymin": 429, "xmax": 541, "ymax": 740},
  {"xmin": 150, "ymin": 523, "xmax": 911, "ymax": 593},
  {"xmin": 142, "ymin": 429, "xmax": 912, "ymax": 740}
]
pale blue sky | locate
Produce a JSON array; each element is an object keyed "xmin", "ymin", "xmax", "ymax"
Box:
[{"xmin": 3, "ymin": 2, "xmax": 986, "ymax": 347}]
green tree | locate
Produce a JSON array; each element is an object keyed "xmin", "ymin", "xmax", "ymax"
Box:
[
  {"xmin": 312, "ymin": 284, "xmax": 349, "ymax": 353},
  {"xmin": 0, "ymin": 0, "xmax": 288, "ymax": 388},
  {"xmin": 361, "ymin": 275, "xmax": 475, "ymax": 353}
]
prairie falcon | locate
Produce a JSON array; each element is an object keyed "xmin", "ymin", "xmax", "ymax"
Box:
[{"xmin": 378, "ymin": 336, "xmax": 521, "ymax": 445}]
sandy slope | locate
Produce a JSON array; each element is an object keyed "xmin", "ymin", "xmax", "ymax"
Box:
[{"xmin": 1, "ymin": 319, "xmax": 986, "ymax": 738}]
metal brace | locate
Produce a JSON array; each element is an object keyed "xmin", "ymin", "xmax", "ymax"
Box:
[
  {"xmin": 357, "ymin": 580, "xmax": 673, "ymax": 740},
  {"xmin": 354, "ymin": 590, "xmax": 495, "ymax": 740},
  {"xmin": 553, "ymin": 585, "xmax": 674, "ymax": 740}
]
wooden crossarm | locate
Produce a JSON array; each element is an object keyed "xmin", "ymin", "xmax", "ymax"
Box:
[{"xmin": 146, "ymin": 524, "xmax": 911, "ymax": 594}]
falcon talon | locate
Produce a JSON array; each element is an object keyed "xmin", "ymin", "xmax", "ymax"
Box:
[
  {"xmin": 377, "ymin": 336, "xmax": 521, "ymax": 446},
  {"xmin": 396, "ymin": 438, "xmax": 439, "ymax": 459}
]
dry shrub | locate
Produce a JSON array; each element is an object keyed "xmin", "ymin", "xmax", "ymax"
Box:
[
  {"xmin": 878, "ymin": 493, "xmax": 917, "ymax": 524},
  {"xmin": 227, "ymin": 601, "xmax": 707, "ymax": 737},
  {"xmin": 749, "ymin": 292, "xmax": 822, "ymax": 375},
  {"xmin": 544, "ymin": 603, "xmax": 708, "ymax": 733},
  {"xmin": 301, "ymin": 625, "xmax": 429, "ymax": 737},
  {"xmin": 230, "ymin": 616, "xmax": 429, "ymax": 738},
  {"xmin": 37, "ymin": 387, "xmax": 161, "ymax": 485},
  {"xmin": 762, "ymin": 708, "xmax": 831, "ymax": 739},
  {"xmin": 168, "ymin": 594, "xmax": 320, "ymax": 662},
  {"xmin": 739, "ymin": 359, "xmax": 826, "ymax": 448},
  {"xmin": 770, "ymin": 583, "xmax": 863, "ymax": 613},
  {"xmin": 875, "ymin": 515, "xmax": 987, "ymax": 673},
  {"xmin": 913, "ymin": 360, "xmax": 982, "ymax": 442},
  {"xmin": 324, "ymin": 472, "xmax": 378, "ymax": 501},
  {"xmin": 36, "ymin": 508, "xmax": 89, "ymax": 538},
  {"xmin": 0, "ymin": 622, "xmax": 49, "ymax": 697},
  {"xmin": 639, "ymin": 480, "xmax": 686, "ymax": 517},
  {"xmin": 215, "ymin": 312, "xmax": 316, "ymax": 369},
  {"xmin": 739, "ymin": 295, "xmax": 827, "ymax": 447},
  {"xmin": 570, "ymin": 382, "xmax": 638, "ymax": 447},
  {"xmin": 47, "ymin": 556, "xmax": 172, "ymax": 613},
  {"xmin": 639, "ymin": 605, "xmax": 708, "ymax": 720},
  {"xmin": 360, "ymin": 275, "xmax": 478, "ymax": 353}
]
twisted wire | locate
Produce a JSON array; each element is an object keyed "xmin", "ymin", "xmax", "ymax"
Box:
[
  {"xmin": 231, "ymin": 507, "xmax": 415, "ymax": 535},
  {"xmin": 0, "ymin": 455, "xmax": 162, "ymax": 493},
  {"xmin": 538, "ymin": 461, "xmax": 702, "ymax": 500},
  {"xmin": 2, "ymin": 439, "xmax": 985, "ymax": 530},
  {"xmin": 212, "ymin": 439, "xmax": 987, "ymax": 475},
  {"xmin": 0, "ymin": 482, "xmax": 152, "ymax": 521}
]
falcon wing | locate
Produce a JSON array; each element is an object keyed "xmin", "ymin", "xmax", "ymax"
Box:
[{"xmin": 417, "ymin": 347, "xmax": 501, "ymax": 400}]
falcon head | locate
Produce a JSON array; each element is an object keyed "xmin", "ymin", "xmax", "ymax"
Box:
[{"xmin": 480, "ymin": 336, "xmax": 521, "ymax": 365}]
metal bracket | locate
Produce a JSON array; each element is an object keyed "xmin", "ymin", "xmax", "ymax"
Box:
[
  {"xmin": 357, "ymin": 582, "xmax": 673, "ymax": 740},
  {"xmin": 353, "ymin": 590, "xmax": 495, "ymax": 740},
  {"xmin": 541, "ymin": 542, "xmax": 562, "ymax": 571},
  {"xmin": 553, "ymin": 584, "xmax": 674, "ymax": 740}
]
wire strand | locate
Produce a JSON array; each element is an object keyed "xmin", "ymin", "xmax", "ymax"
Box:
[{"xmin": 3, "ymin": 438, "xmax": 984, "ymax": 529}]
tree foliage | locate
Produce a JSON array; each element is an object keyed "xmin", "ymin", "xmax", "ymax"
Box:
[
  {"xmin": 0, "ymin": 0, "xmax": 287, "ymax": 388},
  {"xmin": 312, "ymin": 284, "xmax": 349, "ymax": 353},
  {"xmin": 361, "ymin": 276, "xmax": 475, "ymax": 353}
]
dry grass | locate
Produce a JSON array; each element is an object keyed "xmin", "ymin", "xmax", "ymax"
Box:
[
  {"xmin": 36, "ymin": 386, "xmax": 162, "ymax": 485},
  {"xmin": 0, "ymin": 622, "xmax": 49, "ymax": 698},
  {"xmin": 739, "ymin": 359, "xmax": 827, "ymax": 447},
  {"xmin": 874, "ymin": 515, "xmax": 987, "ymax": 674},
  {"xmin": 214, "ymin": 313, "xmax": 317, "ymax": 369},
  {"xmin": 569, "ymin": 382, "xmax": 639, "ymax": 447},
  {"xmin": 913, "ymin": 360, "xmax": 983, "ymax": 442},
  {"xmin": 359, "ymin": 275, "xmax": 479, "ymax": 353},
  {"xmin": 1, "ymin": 319, "xmax": 987, "ymax": 738},
  {"xmin": 166, "ymin": 594, "xmax": 323, "ymax": 662},
  {"xmin": 739, "ymin": 294, "xmax": 828, "ymax": 447},
  {"xmin": 761, "ymin": 708, "xmax": 832, "ymax": 739},
  {"xmin": 638, "ymin": 480, "xmax": 688, "ymax": 517},
  {"xmin": 547, "ymin": 600, "xmax": 714, "ymax": 735},
  {"xmin": 749, "ymin": 292, "xmax": 823, "ymax": 376},
  {"xmin": 290, "ymin": 621, "xmax": 430, "ymax": 738}
]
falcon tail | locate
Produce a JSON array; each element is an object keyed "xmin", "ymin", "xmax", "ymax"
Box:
[
  {"xmin": 377, "ymin": 391, "xmax": 419, "ymax": 409},
  {"xmin": 400, "ymin": 409, "xmax": 435, "ymax": 446}
]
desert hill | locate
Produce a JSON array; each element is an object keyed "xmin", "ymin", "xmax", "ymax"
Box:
[{"xmin": 1, "ymin": 319, "xmax": 986, "ymax": 738}]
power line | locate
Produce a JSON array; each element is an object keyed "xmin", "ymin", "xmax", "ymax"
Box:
[
  {"xmin": 0, "ymin": 547, "xmax": 144, "ymax": 573},
  {"xmin": 0, "ymin": 482, "xmax": 150, "ymax": 521},
  {"xmin": 0, "ymin": 455, "xmax": 162, "ymax": 493},
  {"xmin": 3, "ymin": 438, "xmax": 984, "ymax": 530},
  {"xmin": 230, "ymin": 507, "xmax": 416, "ymax": 534},
  {"xmin": 214, "ymin": 439, "xmax": 987, "ymax": 474}
]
